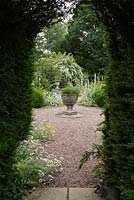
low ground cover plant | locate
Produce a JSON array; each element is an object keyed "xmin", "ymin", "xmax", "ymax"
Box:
[
  {"xmin": 14, "ymin": 124, "xmax": 62, "ymax": 196},
  {"xmin": 29, "ymin": 124, "xmax": 54, "ymax": 141},
  {"xmin": 44, "ymin": 91, "xmax": 63, "ymax": 106}
]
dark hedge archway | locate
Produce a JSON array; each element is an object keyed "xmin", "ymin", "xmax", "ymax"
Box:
[
  {"xmin": 90, "ymin": 1, "xmax": 134, "ymax": 199},
  {"xmin": 0, "ymin": 1, "xmax": 67, "ymax": 199},
  {"xmin": 1, "ymin": 1, "xmax": 134, "ymax": 200}
]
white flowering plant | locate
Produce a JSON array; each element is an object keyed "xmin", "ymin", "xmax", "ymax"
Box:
[
  {"xmin": 14, "ymin": 124, "xmax": 62, "ymax": 188},
  {"xmin": 44, "ymin": 91, "xmax": 63, "ymax": 106}
]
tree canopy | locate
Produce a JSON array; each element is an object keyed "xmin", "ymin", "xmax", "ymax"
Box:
[
  {"xmin": 0, "ymin": 0, "xmax": 67, "ymax": 48},
  {"xmin": 35, "ymin": 21, "xmax": 68, "ymax": 58},
  {"xmin": 35, "ymin": 2, "xmax": 108, "ymax": 79},
  {"xmin": 61, "ymin": 3, "xmax": 108, "ymax": 79}
]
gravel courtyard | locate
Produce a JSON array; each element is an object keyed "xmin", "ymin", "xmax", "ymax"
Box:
[{"xmin": 33, "ymin": 105, "xmax": 103, "ymax": 187}]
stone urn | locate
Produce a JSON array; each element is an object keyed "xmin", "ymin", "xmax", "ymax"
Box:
[{"xmin": 61, "ymin": 86, "xmax": 80, "ymax": 115}]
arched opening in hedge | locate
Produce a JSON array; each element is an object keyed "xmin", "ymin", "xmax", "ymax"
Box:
[{"xmin": 1, "ymin": 1, "xmax": 134, "ymax": 200}]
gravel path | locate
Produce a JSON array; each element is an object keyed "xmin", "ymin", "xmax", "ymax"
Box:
[{"xmin": 33, "ymin": 105, "xmax": 103, "ymax": 188}]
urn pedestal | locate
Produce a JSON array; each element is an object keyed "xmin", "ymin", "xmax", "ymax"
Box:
[{"xmin": 61, "ymin": 93, "xmax": 78, "ymax": 115}]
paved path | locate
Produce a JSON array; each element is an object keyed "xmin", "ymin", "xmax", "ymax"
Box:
[
  {"xmin": 28, "ymin": 188, "xmax": 104, "ymax": 200},
  {"xmin": 29, "ymin": 105, "xmax": 104, "ymax": 200}
]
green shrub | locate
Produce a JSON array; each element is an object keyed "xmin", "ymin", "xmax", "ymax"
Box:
[
  {"xmin": 61, "ymin": 86, "xmax": 80, "ymax": 95},
  {"xmin": 33, "ymin": 52, "xmax": 83, "ymax": 89},
  {"xmin": 32, "ymin": 87, "xmax": 44, "ymax": 108},
  {"xmin": 0, "ymin": 1, "xmax": 66, "ymax": 199},
  {"xmin": 78, "ymin": 81, "xmax": 106, "ymax": 107},
  {"xmin": 14, "ymin": 125, "xmax": 61, "ymax": 189},
  {"xmin": 88, "ymin": 81, "xmax": 106, "ymax": 107},
  {"xmin": 101, "ymin": 48, "xmax": 134, "ymax": 200},
  {"xmin": 0, "ymin": 48, "xmax": 33, "ymax": 200},
  {"xmin": 91, "ymin": 2, "xmax": 134, "ymax": 199},
  {"xmin": 44, "ymin": 91, "xmax": 63, "ymax": 106}
]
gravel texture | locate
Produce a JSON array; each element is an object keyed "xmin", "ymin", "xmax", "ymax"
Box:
[{"xmin": 33, "ymin": 105, "xmax": 103, "ymax": 187}]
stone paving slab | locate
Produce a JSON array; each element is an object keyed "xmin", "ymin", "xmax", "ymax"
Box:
[
  {"xmin": 28, "ymin": 188, "xmax": 67, "ymax": 200},
  {"xmin": 28, "ymin": 187, "xmax": 104, "ymax": 200},
  {"xmin": 69, "ymin": 188, "xmax": 103, "ymax": 200}
]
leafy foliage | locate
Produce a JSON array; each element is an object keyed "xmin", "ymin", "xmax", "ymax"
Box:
[
  {"xmin": 32, "ymin": 88, "xmax": 63, "ymax": 107},
  {"xmin": 61, "ymin": 3, "xmax": 108, "ymax": 79},
  {"xmin": 32, "ymin": 87, "xmax": 44, "ymax": 108},
  {"xmin": 29, "ymin": 124, "xmax": 54, "ymax": 141},
  {"xmin": 101, "ymin": 49, "xmax": 134, "ymax": 200},
  {"xmin": 35, "ymin": 22, "xmax": 68, "ymax": 58},
  {"xmin": 78, "ymin": 80, "xmax": 106, "ymax": 107},
  {"xmin": 14, "ymin": 124, "xmax": 61, "ymax": 190},
  {"xmin": 79, "ymin": 144, "xmax": 102, "ymax": 170},
  {"xmin": 61, "ymin": 86, "xmax": 80, "ymax": 95},
  {"xmin": 44, "ymin": 91, "xmax": 63, "ymax": 106},
  {"xmin": 0, "ymin": 48, "xmax": 34, "ymax": 200},
  {"xmin": 89, "ymin": 0, "xmax": 134, "ymax": 199},
  {"xmin": 0, "ymin": 0, "xmax": 68, "ymax": 199},
  {"xmin": 91, "ymin": 0, "xmax": 134, "ymax": 45},
  {"xmin": 33, "ymin": 52, "xmax": 83, "ymax": 89}
]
